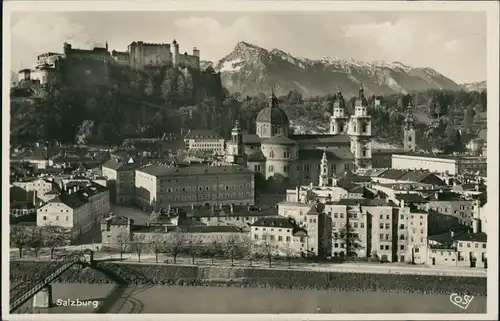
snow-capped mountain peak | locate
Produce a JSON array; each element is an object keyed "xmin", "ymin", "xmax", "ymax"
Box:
[{"xmin": 209, "ymin": 41, "xmax": 462, "ymax": 97}]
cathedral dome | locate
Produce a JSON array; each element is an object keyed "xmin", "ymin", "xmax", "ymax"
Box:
[{"xmin": 256, "ymin": 93, "xmax": 290, "ymax": 126}]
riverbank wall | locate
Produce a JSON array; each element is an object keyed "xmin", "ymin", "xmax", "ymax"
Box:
[{"xmin": 10, "ymin": 260, "xmax": 487, "ymax": 296}]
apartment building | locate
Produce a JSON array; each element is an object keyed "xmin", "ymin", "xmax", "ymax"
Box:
[
  {"xmin": 277, "ymin": 201, "xmax": 323, "ymax": 256},
  {"xmin": 428, "ymin": 231, "xmax": 487, "ymax": 269},
  {"xmin": 37, "ymin": 183, "xmax": 110, "ymax": 240},
  {"xmin": 414, "ymin": 191, "xmax": 475, "ymax": 227},
  {"xmin": 323, "ymin": 199, "xmax": 428, "ymax": 263},
  {"xmin": 102, "ymin": 157, "xmax": 141, "ymax": 204},
  {"xmin": 250, "ymin": 217, "xmax": 310, "ymax": 257},
  {"xmin": 135, "ymin": 164, "xmax": 255, "ymax": 211}
]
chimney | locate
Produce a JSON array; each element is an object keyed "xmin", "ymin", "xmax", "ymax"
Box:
[
  {"xmin": 450, "ymin": 230, "xmax": 454, "ymax": 238},
  {"xmin": 475, "ymin": 184, "xmax": 480, "ymax": 191},
  {"xmin": 211, "ymin": 205, "xmax": 215, "ymax": 213},
  {"xmin": 191, "ymin": 204, "xmax": 194, "ymax": 210},
  {"xmin": 309, "ymin": 182, "xmax": 313, "ymax": 190},
  {"xmin": 219, "ymin": 203, "xmax": 223, "ymax": 209},
  {"xmin": 167, "ymin": 205, "xmax": 171, "ymax": 213},
  {"xmin": 230, "ymin": 204, "xmax": 234, "ymax": 213},
  {"xmin": 426, "ymin": 203, "xmax": 430, "ymax": 212},
  {"xmin": 400, "ymin": 199, "xmax": 405, "ymax": 208}
]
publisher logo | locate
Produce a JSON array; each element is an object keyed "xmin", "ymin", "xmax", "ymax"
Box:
[{"xmin": 449, "ymin": 293, "xmax": 474, "ymax": 310}]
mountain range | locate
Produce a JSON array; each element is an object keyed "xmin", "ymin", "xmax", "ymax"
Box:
[
  {"xmin": 459, "ymin": 81, "xmax": 487, "ymax": 92},
  {"xmin": 202, "ymin": 41, "xmax": 482, "ymax": 97}
]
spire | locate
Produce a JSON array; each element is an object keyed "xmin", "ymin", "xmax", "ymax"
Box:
[
  {"xmin": 105, "ymin": 41, "xmax": 108, "ymax": 51},
  {"xmin": 359, "ymin": 83, "xmax": 365, "ymax": 98},
  {"xmin": 322, "ymin": 150, "xmax": 327, "ymax": 162},
  {"xmin": 232, "ymin": 119, "xmax": 241, "ymax": 131},
  {"xmin": 269, "ymin": 87, "xmax": 278, "ymax": 108}
]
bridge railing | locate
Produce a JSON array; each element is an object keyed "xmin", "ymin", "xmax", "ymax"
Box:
[{"xmin": 10, "ymin": 252, "xmax": 87, "ymax": 313}]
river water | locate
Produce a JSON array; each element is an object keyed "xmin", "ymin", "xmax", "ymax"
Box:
[{"xmin": 19, "ymin": 283, "xmax": 486, "ymax": 314}]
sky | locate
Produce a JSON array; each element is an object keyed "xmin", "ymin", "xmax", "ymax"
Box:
[{"xmin": 9, "ymin": 11, "xmax": 487, "ymax": 83}]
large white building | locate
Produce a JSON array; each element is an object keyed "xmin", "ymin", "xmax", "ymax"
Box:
[{"xmin": 392, "ymin": 153, "xmax": 487, "ymax": 176}]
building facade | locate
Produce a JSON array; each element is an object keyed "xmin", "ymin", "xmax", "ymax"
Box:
[
  {"xmin": 135, "ymin": 164, "xmax": 255, "ymax": 211},
  {"xmin": 184, "ymin": 129, "xmax": 225, "ymax": 155},
  {"xmin": 102, "ymin": 158, "xmax": 140, "ymax": 204},
  {"xmin": 392, "ymin": 153, "xmax": 487, "ymax": 176}
]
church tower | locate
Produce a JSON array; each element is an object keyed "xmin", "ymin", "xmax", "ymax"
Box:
[
  {"xmin": 225, "ymin": 120, "xmax": 246, "ymax": 165},
  {"xmin": 349, "ymin": 85, "xmax": 372, "ymax": 169},
  {"xmin": 329, "ymin": 88, "xmax": 349, "ymax": 135},
  {"xmin": 403, "ymin": 99, "xmax": 416, "ymax": 152},
  {"xmin": 319, "ymin": 150, "xmax": 329, "ymax": 187}
]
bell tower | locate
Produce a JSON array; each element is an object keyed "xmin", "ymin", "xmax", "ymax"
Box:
[
  {"xmin": 225, "ymin": 120, "xmax": 246, "ymax": 165},
  {"xmin": 319, "ymin": 150, "xmax": 329, "ymax": 187},
  {"xmin": 329, "ymin": 88, "xmax": 348, "ymax": 135},
  {"xmin": 349, "ymin": 85, "xmax": 372, "ymax": 169},
  {"xmin": 403, "ymin": 99, "xmax": 416, "ymax": 152}
]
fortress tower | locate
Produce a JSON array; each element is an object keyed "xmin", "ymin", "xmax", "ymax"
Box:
[
  {"xmin": 319, "ymin": 150, "xmax": 329, "ymax": 187},
  {"xmin": 403, "ymin": 99, "xmax": 416, "ymax": 152},
  {"xmin": 349, "ymin": 85, "xmax": 372, "ymax": 169},
  {"xmin": 329, "ymin": 88, "xmax": 349, "ymax": 135}
]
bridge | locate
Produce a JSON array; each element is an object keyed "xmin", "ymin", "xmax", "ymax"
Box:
[{"xmin": 10, "ymin": 250, "xmax": 95, "ymax": 313}]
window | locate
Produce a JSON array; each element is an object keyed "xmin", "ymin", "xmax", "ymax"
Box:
[
  {"xmin": 268, "ymin": 165, "xmax": 274, "ymax": 172},
  {"xmin": 386, "ymin": 215, "xmax": 390, "ymax": 219},
  {"xmin": 399, "ymin": 234, "xmax": 405, "ymax": 240},
  {"xmin": 415, "ymin": 248, "xmax": 419, "ymax": 253},
  {"xmin": 475, "ymin": 243, "xmax": 479, "ymax": 248},
  {"xmin": 254, "ymin": 234, "xmax": 258, "ymax": 240},
  {"xmin": 400, "ymin": 245, "xmax": 405, "ymax": 250},
  {"xmin": 379, "ymin": 234, "xmax": 384, "ymax": 240},
  {"xmin": 399, "ymin": 224, "xmax": 404, "ymax": 229},
  {"xmin": 56, "ymin": 216, "xmax": 59, "ymax": 220},
  {"xmin": 43, "ymin": 216, "xmax": 47, "ymax": 220},
  {"xmin": 334, "ymin": 213, "xmax": 338, "ymax": 218},
  {"xmin": 385, "ymin": 245, "xmax": 390, "ymax": 250},
  {"xmin": 360, "ymin": 223, "xmax": 364, "ymax": 228},
  {"xmin": 380, "ymin": 245, "xmax": 384, "ymax": 250},
  {"xmin": 379, "ymin": 223, "xmax": 384, "ymax": 229},
  {"xmin": 400, "ymin": 214, "xmax": 404, "ymax": 219},
  {"xmin": 340, "ymin": 213, "xmax": 344, "ymax": 218},
  {"xmin": 482, "ymin": 244, "xmax": 486, "ymax": 249},
  {"xmin": 300, "ymin": 237, "xmax": 305, "ymax": 243},
  {"xmin": 385, "ymin": 223, "xmax": 390, "ymax": 229},
  {"xmin": 278, "ymin": 236, "xmax": 283, "ymax": 241},
  {"xmin": 286, "ymin": 236, "xmax": 291, "ymax": 242},
  {"xmin": 467, "ymin": 243, "xmax": 471, "ymax": 248}
]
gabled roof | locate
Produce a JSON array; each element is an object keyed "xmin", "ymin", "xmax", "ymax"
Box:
[
  {"xmin": 261, "ymin": 135, "xmax": 298, "ymax": 146},
  {"xmin": 101, "ymin": 215, "xmax": 133, "ymax": 225},
  {"xmin": 335, "ymin": 198, "xmax": 396, "ymax": 207},
  {"xmin": 395, "ymin": 193, "xmax": 427, "ymax": 203},
  {"xmin": 102, "ymin": 158, "xmax": 141, "ymax": 171},
  {"xmin": 49, "ymin": 193, "xmax": 88, "ymax": 209},
  {"xmin": 251, "ymin": 217, "xmax": 297, "ymax": 229}
]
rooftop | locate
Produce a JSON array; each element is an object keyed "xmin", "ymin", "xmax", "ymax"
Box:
[
  {"xmin": 138, "ymin": 164, "xmax": 253, "ymax": 177},
  {"xmin": 184, "ymin": 129, "xmax": 223, "ymax": 140}
]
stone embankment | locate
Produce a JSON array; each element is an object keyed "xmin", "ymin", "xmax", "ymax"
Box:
[{"xmin": 10, "ymin": 260, "xmax": 487, "ymax": 296}]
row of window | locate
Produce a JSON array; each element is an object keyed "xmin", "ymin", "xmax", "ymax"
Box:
[
  {"xmin": 42, "ymin": 215, "xmax": 69, "ymax": 221},
  {"xmin": 458, "ymin": 242, "xmax": 486, "ymax": 249},
  {"xmin": 161, "ymin": 184, "xmax": 251, "ymax": 193},
  {"xmin": 157, "ymin": 192, "xmax": 251, "ymax": 203}
]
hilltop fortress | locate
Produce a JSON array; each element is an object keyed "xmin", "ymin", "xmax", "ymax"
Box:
[{"xmin": 17, "ymin": 40, "xmax": 201, "ymax": 87}]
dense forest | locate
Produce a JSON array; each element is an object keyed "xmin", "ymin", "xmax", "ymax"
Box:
[{"xmin": 10, "ymin": 63, "xmax": 487, "ymax": 154}]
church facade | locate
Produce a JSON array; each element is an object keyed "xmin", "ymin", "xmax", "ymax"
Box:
[{"xmin": 225, "ymin": 87, "xmax": 374, "ymax": 188}]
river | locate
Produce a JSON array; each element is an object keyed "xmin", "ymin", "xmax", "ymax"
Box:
[{"xmin": 18, "ymin": 283, "xmax": 486, "ymax": 314}]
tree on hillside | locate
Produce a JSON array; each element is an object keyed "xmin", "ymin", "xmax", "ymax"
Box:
[
  {"xmin": 280, "ymin": 241, "xmax": 296, "ymax": 268},
  {"xmin": 334, "ymin": 223, "xmax": 363, "ymax": 258},
  {"xmin": 186, "ymin": 235, "xmax": 203, "ymax": 264},
  {"xmin": 10, "ymin": 226, "xmax": 31, "ymax": 258}
]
